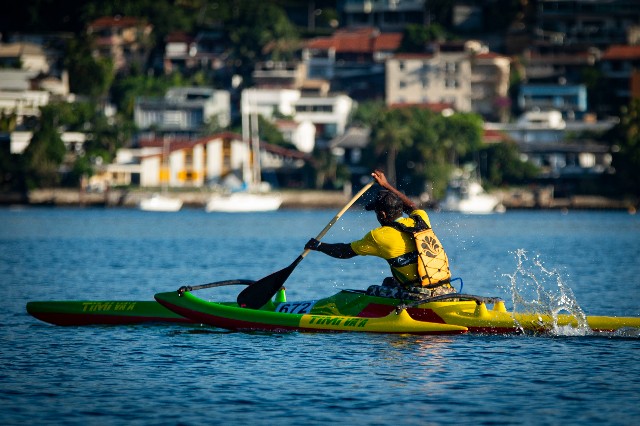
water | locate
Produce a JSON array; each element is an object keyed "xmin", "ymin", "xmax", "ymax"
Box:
[{"xmin": 1, "ymin": 207, "xmax": 639, "ymax": 425}]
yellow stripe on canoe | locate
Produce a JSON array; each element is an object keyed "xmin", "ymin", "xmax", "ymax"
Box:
[{"xmin": 298, "ymin": 309, "xmax": 468, "ymax": 334}]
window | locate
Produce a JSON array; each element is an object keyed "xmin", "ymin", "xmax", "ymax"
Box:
[{"xmin": 445, "ymin": 62, "xmax": 457, "ymax": 73}]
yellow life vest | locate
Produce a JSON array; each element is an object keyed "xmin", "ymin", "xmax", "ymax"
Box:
[{"xmin": 387, "ymin": 215, "xmax": 451, "ymax": 287}]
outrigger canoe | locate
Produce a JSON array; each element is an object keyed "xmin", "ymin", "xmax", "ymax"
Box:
[
  {"xmin": 26, "ymin": 300, "xmax": 194, "ymax": 326},
  {"xmin": 26, "ymin": 279, "xmax": 252, "ymax": 326},
  {"xmin": 154, "ymin": 287, "xmax": 640, "ymax": 335},
  {"xmin": 26, "ymin": 286, "xmax": 640, "ymax": 334}
]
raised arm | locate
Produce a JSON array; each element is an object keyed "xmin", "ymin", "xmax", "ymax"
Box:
[{"xmin": 371, "ymin": 170, "xmax": 417, "ymax": 212}]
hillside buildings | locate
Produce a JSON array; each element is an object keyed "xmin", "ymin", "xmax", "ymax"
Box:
[
  {"xmin": 3, "ymin": 0, "xmax": 640, "ymax": 199},
  {"xmin": 86, "ymin": 16, "xmax": 153, "ymax": 75}
]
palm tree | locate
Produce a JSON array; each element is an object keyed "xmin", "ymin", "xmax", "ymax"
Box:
[{"xmin": 371, "ymin": 108, "xmax": 413, "ymax": 184}]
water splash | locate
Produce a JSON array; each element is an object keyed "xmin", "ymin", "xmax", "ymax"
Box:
[{"xmin": 504, "ymin": 249, "xmax": 591, "ymax": 336}]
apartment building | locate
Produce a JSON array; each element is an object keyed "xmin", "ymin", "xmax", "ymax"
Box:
[
  {"xmin": 338, "ymin": 0, "xmax": 428, "ymax": 32},
  {"xmin": 134, "ymin": 87, "xmax": 231, "ymax": 139},
  {"xmin": 533, "ymin": 0, "xmax": 640, "ymax": 51},
  {"xmin": 241, "ymin": 88, "xmax": 354, "ymax": 151},
  {"xmin": 302, "ymin": 26, "xmax": 402, "ymax": 99},
  {"xmin": 600, "ymin": 44, "xmax": 640, "ymax": 114}
]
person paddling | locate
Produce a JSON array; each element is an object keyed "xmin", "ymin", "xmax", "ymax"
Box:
[{"xmin": 305, "ymin": 170, "xmax": 456, "ymax": 300}]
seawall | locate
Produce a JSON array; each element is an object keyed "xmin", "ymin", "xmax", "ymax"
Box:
[{"xmin": 0, "ymin": 188, "xmax": 636, "ymax": 211}]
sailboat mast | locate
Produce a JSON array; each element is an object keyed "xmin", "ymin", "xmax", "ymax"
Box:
[
  {"xmin": 162, "ymin": 136, "xmax": 170, "ymax": 193},
  {"xmin": 250, "ymin": 90, "xmax": 261, "ymax": 188},
  {"xmin": 241, "ymin": 93, "xmax": 251, "ymax": 187}
]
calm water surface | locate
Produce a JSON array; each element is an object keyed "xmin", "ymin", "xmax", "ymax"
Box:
[{"xmin": 1, "ymin": 207, "xmax": 639, "ymax": 425}]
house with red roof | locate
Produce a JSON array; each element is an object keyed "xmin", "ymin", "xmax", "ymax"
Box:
[
  {"xmin": 302, "ymin": 27, "xmax": 403, "ymax": 100},
  {"xmin": 600, "ymin": 45, "xmax": 640, "ymax": 113},
  {"xmin": 87, "ymin": 16, "xmax": 153, "ymax": 74},
  {"xmin": 103, "ymin": 132, "xmax": 313, "ymax": 190}
]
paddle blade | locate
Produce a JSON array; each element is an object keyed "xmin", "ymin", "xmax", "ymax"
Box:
[{"xmin": 237, "ymin": 258, "xmax": 301, "ymax": 309}]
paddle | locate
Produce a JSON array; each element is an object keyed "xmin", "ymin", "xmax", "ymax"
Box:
[{"xmin": 237, "ymin": 181, "xmax": 375, "ymax": 309}]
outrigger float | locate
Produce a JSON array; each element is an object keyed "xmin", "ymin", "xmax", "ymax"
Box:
[{"xmin": 26, "ymin": 300, "xmax": 195, "ymax": 326}]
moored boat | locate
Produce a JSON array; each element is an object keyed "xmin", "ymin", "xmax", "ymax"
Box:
[
  {"xmin": 440, "ymin": 179, "xmax": 503, "ymax": 214},
  {"xmin": 26, "ymin": 300, "xmax": 194, "ymax": 326},
  {"xmin": 139, "ymin": 193, "xmax": 183, "ymax": 212},
  {"xmin": 155, "ymin": 287, "xmax": 640, "ymax": 335},
  {"xmin": 205, "ymin": 191, "xmax": 282, "ymax": 212}
]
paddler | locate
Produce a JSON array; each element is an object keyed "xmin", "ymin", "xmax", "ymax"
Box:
[{"xmin": 305, "ymin": 169, "xmax": 456, "ymax": 300}]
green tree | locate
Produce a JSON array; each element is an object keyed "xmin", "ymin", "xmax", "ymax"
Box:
[
  {"xmin": 370, "ymin": 108, "xmax": 414, "ymax": 185},
  {"xmin": 222, "ymin": 1, "xmax": 299, "ymax": 88},
  {"xmin": 23, "ymin": 106, "xmax": 67, "ymax": 188},
  {"xmin": 398, "ymin": 24, "xmax": 447, "ymax": 52},
  {"xmin": 441, "ymin": 113, "xmax": 484, "ymax": 164},
  {"xmin": 480, "ymin": 141, "xmax": 539, "ymax": 187},
  {"xmin": 257, "ymin": 116, "xmax": 297, "ymax": 150},
  {"xmin": 81, "ymin": 0, "xmax": 194, "ymax": 46},
  {"xmin": 111, "ymin": 72, "xmax": 184, "ymax": 117},
  {"xmin": 0, "ymin": 111, "xmax": 18, "ymax": 132},
  {"xmin": 65, "ymin": 35, "xmax": 114, "ymax": 98},
  {"xmin": 356, "ymin": 104, "xmax": 490, "ymax": 199},
  {"xmin": 609, "ymin": 99, "xmax": 640, "ymax": 197}
]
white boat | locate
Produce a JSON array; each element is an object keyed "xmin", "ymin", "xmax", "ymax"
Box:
[
  {"xmin": 440, "ymin": 179, "xmax": 504, "ymax": 214},
  {"xmin": 139, "ymin": 194, "xmax": 183, "ymax": 212},
  {"xmin": 205, "ymin": 90, "xmax": 281, "ymax": 213},
  {"xmin": 205, "ymin": 192, "xmax": 282, "ymax": 213},
  {"xmin": 139, "ymin": 137, "xmax": 183, "ymax": 212}
]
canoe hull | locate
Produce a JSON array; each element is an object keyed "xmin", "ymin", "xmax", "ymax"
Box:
[
  {"xmin": 154, "ymin": 291, "xmax": 468, "ymax": 335},
  {"xmin": 26, "ymin": 300, "xmax": 194, "ymax": 326},
  {"xmin": 156, "ymin": 289, "xmax": 640, "ymax": 335}
]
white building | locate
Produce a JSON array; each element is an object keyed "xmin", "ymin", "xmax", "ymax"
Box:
[
  {"xmin": 292, "ymin": 94, "xmax": 354, "ymax": 142},
  {"xmin": 485, "ymin": 111, "xmax": 618, "ymax": 178},
  {"xmin": 386, "ymin": 50, "xmax": 473, "ymax": 112},
  {"xmin": 0, "ymin": 42, "xmax": 70, "ymax": 124},
  {"xmin": 134, "ymin": 87, "xmax": 231, "ymax": 137},
  {"xmin": 102, "ymin": 132, "xmax": 312, "ymax": 189},
  {"xmin": 385, "ymin": 41, "xmax": 511, "ymax": 120},
  {"xmin": 8, "ymin": 130, "xmax": 87, "ymax": 155},
  {"xmin": 241, "ymin": 88, "xmax": 355, "ymax": 151},
  {"xmin": 275, "ymin": 119, "xmax": 316, "ymax": 153},
  {"xmin": 0, "ymin": 42, "xmax": 50, "ymax": 73},
  {"xmin": 0, "ymin": 90, "xmax": 50, "ymax": 124},
  {"xmin": 105, "ymin": 135, "xmax": 240, "ymax": 188}
]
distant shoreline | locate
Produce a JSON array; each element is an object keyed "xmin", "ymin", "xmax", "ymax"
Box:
[{"xmin": 1, "ymin": 188, "xmax": 637, "ymax": 212}]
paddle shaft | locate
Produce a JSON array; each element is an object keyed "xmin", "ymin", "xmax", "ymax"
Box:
[
  {"xmin": 237, "ymin": 181, "xmax": 374, "ymax": 308},
  {"xmin": 300, "ymin": 180, "xmax": 375, "ymax": 259}
]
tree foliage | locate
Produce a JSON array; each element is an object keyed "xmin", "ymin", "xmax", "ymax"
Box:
[
  {"xmin": 608, "ymin": 98, "xmax": 640, "ymax": 197},
  {"xmin": 357, "ymin": 102, "xmax": 534, "ymax": 198},
  {"xmin": 398, "ymin": 24, "xmax": 448, "ymax": 52},
  {"xmin": 359, "ymin": 104, "xmax": 478, "ymax": 197},
  {"xmin": 222, "ymin": 1, "xmax": 299, "ymax": 87},
  {"xmin": 65, "ymin": 35, "xmax": 114, "ymax": 99},
  {"xmin": 480, "ymin": 141, "xmax": 539, "ymax": 187},
  {"xmin": 23, "ymin": 106, "xmax": 67, "ymax": 188}
]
